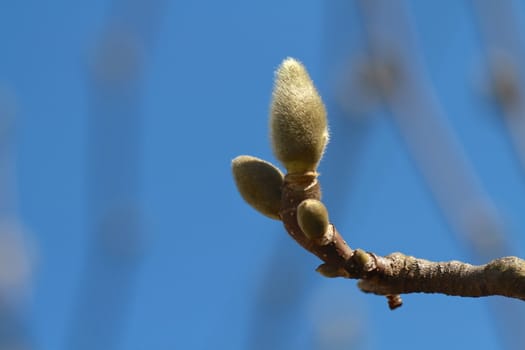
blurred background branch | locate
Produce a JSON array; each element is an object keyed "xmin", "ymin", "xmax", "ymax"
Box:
[
  {"xmin": 65, "ymin": 1, "xmax": 166, "ymax": 349},
  {"xmin": 0, "ymin": 86, "xmax": 33, "ymax": 350}
]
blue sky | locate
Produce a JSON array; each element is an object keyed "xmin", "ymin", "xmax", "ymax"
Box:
[{"xmin": 1, "ymin": 0, "xmax": 525, "ymax": 349}]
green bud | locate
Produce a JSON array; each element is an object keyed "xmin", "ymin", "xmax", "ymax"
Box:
[
  {"xmin": 352, "ymin": 249, "xmax": 370, "ymax": 269},
  {"xmin": 297, "ymin": 199, "xmax": 329, "ymax": 240},
  {"xmin": 270, "ymin": 57, "xmax": 329, "ymax": 174},
  {"xmin": 231, "ymin": 155, "xmax": 284, "ymax": 220}
]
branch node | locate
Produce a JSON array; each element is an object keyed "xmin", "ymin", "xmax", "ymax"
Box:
[{"xmin": 345, "ymin": 249, "xmax": 376, "ymax": 277}]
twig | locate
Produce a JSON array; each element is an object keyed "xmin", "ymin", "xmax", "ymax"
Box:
[
  {"xmin": 280, "ymin": 174, "xmax": 525, "ymax": 309},
  {"xmin": 356, "ymin": 254, "xmax": 525, "ymax": 301}
]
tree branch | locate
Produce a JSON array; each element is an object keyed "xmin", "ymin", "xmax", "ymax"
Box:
[
  {"xmin": 233, "ymin": 57, "xmax": 525, "ymax": 311},
  {"xmin": 355, "ymin": 253, "xmax": 525, "ymax": 301},
  {"xmin": 280, "ymin": 174, "xmax": 525, "ymax": 310}
]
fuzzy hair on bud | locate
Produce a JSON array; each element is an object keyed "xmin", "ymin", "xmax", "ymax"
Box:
[
  {"xmin": 232, "ymin": 155, "xmax": 284, "ymax": 220},
  {"xmin": 297, "ymin": 199, "xmax": 329, "ymax": 240},
  {"xmin": 270, "ymin": 57, "xmax": 329, "ymax": 174}
]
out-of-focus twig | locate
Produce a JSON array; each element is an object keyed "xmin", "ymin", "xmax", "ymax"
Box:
[
  {"xmin": 65, "ymin": 1, "xmax": 166, "ymax": 349},
  {"xmin": 356, "ymin": 0, "xmax": 509, "ymax": 261},
  {"xmin": 355, "ymin": 0, "xmax": 525, "ymax": 347},
  {"xmin": 471, "ymin": 0, "xmax": 525, "ymax": 177},
  {"xmin": 0, "ymin": 87, "xmax": 32, "ymax": 350}
]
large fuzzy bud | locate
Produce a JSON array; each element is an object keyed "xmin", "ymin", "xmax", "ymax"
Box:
[
  {"xmin": 270, "ymin": 57, "xmax": 328, "ymax": 174},
  {"xmin": 231, "ymin": 155, "xmax": 284, "ymax": 220}
]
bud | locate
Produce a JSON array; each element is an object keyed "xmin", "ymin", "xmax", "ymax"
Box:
[
  {"xmin": 297, "ymin": 199, "xmax": 329, "ymax": 240},
  {"xmin": 231, "ymin": 155, "xmax": 284, "ymax": 220},
  {"xmin": 270, "ymin": 57, "xmax": 329, "ymax": 173},
  {"xmin": 316, "ymin": 263, "xmax": 350, "ymax": 278},
  {"xmin": 352, "ymin": 249, "xmax": 370, "ymax": 269}
]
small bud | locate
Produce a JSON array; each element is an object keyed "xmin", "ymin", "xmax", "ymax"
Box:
[
  {"xmin": 270, "ymin": 57, "xmax": 329, "ymax": 173},
  {"xmin": 232, "ymin": 155, "xmax": 284, "ymax": 220},
  {"xmin": 297, "ymin": 199, "xmax": 329, "ymax": 240},
  {"xmin": 352, "ymin": 249, "xmax": 370, "ymax": 268},
  {"xmin": 316, "ymin": 263, "xmax": 350, "ymax": 278}
]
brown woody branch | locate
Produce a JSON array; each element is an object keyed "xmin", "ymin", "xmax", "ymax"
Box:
[{"xmin": 280, "ymin": 174, "xmax": 525, "ymax": 310}]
